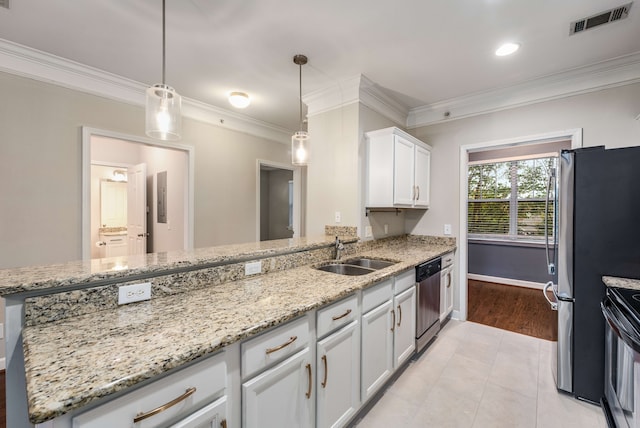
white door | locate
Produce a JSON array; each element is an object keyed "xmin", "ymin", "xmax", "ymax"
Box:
[
  {"xmin": 414, "ymin": 145, "xmax": 431, "ymax": 207},
  {"xmin": 361, "ymin": 299, "xmax": 394, "ymax": 402},
  {"xmin": 316, "ymin": 320, "xmax": 360, "ymax": 428},
  {"xmin": 393, "ymin": 286, "xmax": 416, "ymax": 368},
  {"xmin": 393, "ymin": 136, "xmax": 415, "ymax": 206},
  {"xmin": 242, "ymin": 348, "xmax": 314, "ymax": 428},
  {"xmin": 127, "ymin": 163, "xmax": 147, "ymax": 255}
]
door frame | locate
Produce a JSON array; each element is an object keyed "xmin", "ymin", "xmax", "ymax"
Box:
[
  {"xmin": 256, "ymin": 159, "xmax": 302, "ymax": 241},
  {"xmin": 81, "ymin": 127, "xmax": 195, "ymax": 260},
  {"xmin": 456, "ymin": 128, "xmax": 583, "ymax": 321}
]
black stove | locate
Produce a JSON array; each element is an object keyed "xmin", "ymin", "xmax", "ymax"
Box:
[{"xmin": 608, "ymin": 286, "xmax": 640, "ymax": 331}]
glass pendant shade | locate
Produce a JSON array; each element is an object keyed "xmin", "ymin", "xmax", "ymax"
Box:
[
  {"xmin": 292, "ymin": 131, "xmax": 310, "ymax": 166},
  {"xmin": 146, "ymin": 84, "xmax": 182, "ymax": 141}
]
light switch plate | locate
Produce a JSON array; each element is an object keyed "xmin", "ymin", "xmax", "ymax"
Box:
[
  {"xmin": 118, "ymin": 283, "xmax": 152, "ymax": 305},
  {"xmin": 384, "ymin": 224, "xmax": 388, "ymax": 234},
  {"xmin": 335, "ymin": 211, "xmax": 341, "ymax": 223},
  {"xmin": 245, "ymin": 261, "xmax": 262, "ymax": 276},
  {"xmin": 444, "ymin": 224, "xmax": 452, "ymax": 235}
]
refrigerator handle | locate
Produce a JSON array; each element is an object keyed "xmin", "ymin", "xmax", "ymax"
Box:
[
  {"xmin": 545, "ymin": 168, "xmax": 556, "ymax": 276},
  {"xmin": 543, "ymin": 281, "xmax": 558, "ymax": 311}
]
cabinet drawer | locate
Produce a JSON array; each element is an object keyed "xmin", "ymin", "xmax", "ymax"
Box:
[
  {"xmin": 317, "ymin": 294, "xmax": 358, "ymax": 339},
  {"xmin": 362, "ymin": 279, "xmax": 393, "ymax": 313},
  {"xmin": 72, "ymin": 352, "xmax": 226, "ymax": 428},
  {"xmin": 394, "ymin": 269, "xmax": 415, "ymax": 295},
  {"xmin": 242, "ymin": 317, "xmax": 310, "ymax": 379},
  {"xmin": 442, "ymin": 252, "xmax": 454, "ymax": 268}
]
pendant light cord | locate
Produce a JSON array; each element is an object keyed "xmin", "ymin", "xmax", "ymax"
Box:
[
  {"xmin": 298, "ymin": 62, "xmax": 303, "ymax": 132},
  {"xmin": 162, "ymin": 0, "xmax": 166, "ymax": 85}
]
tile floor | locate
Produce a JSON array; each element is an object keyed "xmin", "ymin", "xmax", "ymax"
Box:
[{"xmin": 356, "ymin": 320, "xmax": 606, "ymax": 428}]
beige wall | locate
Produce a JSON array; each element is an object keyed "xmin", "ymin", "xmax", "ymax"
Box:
[
  {"xmin": 306, "ymin": 104, "xmax": 361, "ymax": 236},
  {"xmin": 406, "ymin": 83, "xmax": 640, "ymax": 316},
  {"xmin": 0, "ymin": 72, "xmax": 290, "ymax": 269}
]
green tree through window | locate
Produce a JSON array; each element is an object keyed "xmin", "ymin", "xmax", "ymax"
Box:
[{"xmin": 468, "ymin": 156, "xmax": 556, "ymax": 239}]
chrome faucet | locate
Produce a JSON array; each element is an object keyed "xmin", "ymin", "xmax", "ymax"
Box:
[{"xmin": 334, "ymin": 236, "xmax": 344, "ymax": 260}]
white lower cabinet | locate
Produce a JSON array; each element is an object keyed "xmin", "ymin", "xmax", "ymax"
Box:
[
  {"xmin": 393, "ymin": 286, "xmax": 416, "ymax": 368},
  {"xmin": 242, "ymin": 347, "xmax": 314, "ymax": 428},
  {"xmin": 72, "ymin": 352, "xmax": 227, "ymax": 428},
  {"xmin": 316, "ymin": 320, "xmax": 360, "ymax": 428},
  {"xmin": 361, "ymin": 299, "xmax": 394, "ymax": 402}
]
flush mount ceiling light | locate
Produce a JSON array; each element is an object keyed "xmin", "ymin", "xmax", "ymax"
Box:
[
  {"xmin": 112, "ymin": 169, "xmax": 127, "ymax": 182},
  {"xmin": 228, "ymin": 92, "xmax": 251, "ymax": 109},
  {"xmin": 292, "ymin": 54, "xmax": 309, "ymax": 166},
  {"xmin": 495, "ymin": 42, "xmax": 520, "ymax": 56},
  {"xmin": 145, "ymin": 0, "xmax": 182, "ymax": 141}
]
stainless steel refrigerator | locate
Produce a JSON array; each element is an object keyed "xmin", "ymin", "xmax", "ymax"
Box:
[{"xmin": 543, "ymin": 146, "xmax": 640, "ymax": 404}]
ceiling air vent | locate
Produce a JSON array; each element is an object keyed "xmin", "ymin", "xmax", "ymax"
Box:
[{"xmin": 570, "ymin": 2, "xmax": 632, "ymax": 35}]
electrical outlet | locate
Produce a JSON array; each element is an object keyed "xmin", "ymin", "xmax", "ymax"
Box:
[
  {"xmin": 365, "ymin": 226, "xmax": 373, "ymax": 238},
  {"xmin": 335, "ymin": 211, "xmax": 341, "ymax": 223},
  {"xmin": 245, "ymin": 261, "xmax": 262, "ymax": 276},
  {"xmin": 384, "ymin": 224, "xmax": 389, "ymax": 234},
  {"xmin": 444, "ymin": 224, "xmax": 452, "ymax": 235},
  {"xmin": 118, "ymin": 283, "xmax": 152, "ymax": 305}
]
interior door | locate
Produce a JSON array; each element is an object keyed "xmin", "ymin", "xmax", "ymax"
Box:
[{"xmin": 127, "ymin": 163, "xmax": 147, "ymax": 255}]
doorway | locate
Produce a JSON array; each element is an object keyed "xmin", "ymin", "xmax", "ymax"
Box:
[
  {"xmin": 457, "ymin": 129, "xmax": 583, "ymax": 321},
  {"xmin": 82, "ymin": 127, "xmax": 194, "ymax": 260},
  {"xmin": 256, "ymin": 160, "xmax": 303, "ymax": 241}
]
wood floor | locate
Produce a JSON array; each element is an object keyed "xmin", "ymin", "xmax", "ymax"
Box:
[{"xmin": 467, "ymin": 279, "xmax": 558, "ymax": 341}]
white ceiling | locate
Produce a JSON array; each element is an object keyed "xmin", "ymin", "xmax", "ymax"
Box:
[{"xmin": 0, "ymin": 0, "xmax": 638, "ymax": 131}]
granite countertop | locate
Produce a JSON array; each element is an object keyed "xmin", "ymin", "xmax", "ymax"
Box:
[
  {"xmin": 603, "ymin": 276, "xmax": 640, "ymax": 291},
  {"xmin": 22, "ymin": 241, "xmax": 454, "ymax": 424},
  {"xmin": 0, "ymin": 235, "xmax": 358, "ymax": 296}
]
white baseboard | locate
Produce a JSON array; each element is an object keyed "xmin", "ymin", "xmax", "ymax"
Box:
[
  {"xmin": 0, "ymin": 357, "xmax": 5, "ymax": 370},
  {"xmin": 467, "ymin": 274, "xmax": 546, "ymax": 290}
]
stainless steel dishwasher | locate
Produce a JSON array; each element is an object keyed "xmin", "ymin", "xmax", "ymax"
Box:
[{"xmin": 415, "ymin": 257, "xmax": 441, "ymax": 353}]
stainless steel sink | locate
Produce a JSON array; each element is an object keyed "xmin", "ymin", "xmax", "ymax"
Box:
[
  {"xmin": 342, "ymin": 258, "xmax": 397, "ymax": 270},
  {"xmin": 316, "ymin": 263, "xmax": 375, "ymax": 276}
]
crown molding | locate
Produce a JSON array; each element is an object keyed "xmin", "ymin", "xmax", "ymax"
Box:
[
  {"xmin": 0, "ymin": 38, "xmax": 292, "ymax": 144},
  {"xmin": 303, "ymin": 74, "xmax": 408, "ymax": 126},
  {"xmin": 407, "ymin": 52, "xmax": 640, "ymax": 129}
]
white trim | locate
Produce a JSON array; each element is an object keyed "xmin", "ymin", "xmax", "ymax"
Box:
[
  {"xmin": 255, "ymin": 160, "xmax": 301, "ymax": 242},
  {"xmin": 303, "ymin": 74, "xmax": 408, "ymax": 126},
  {"xmin": 467, "ymin": 274, "xmax": 546, "ymax": 290},
  {"xmin": 0, "ymin": 357, "xmax": 5, "ymax": 370},
  {"xmin": 408, "ymin": 52, "xmax": 640, "ymax": 128},
  {"xmin": 81, "ymin": 127, "xmax": 195, "ymax": 260},
  {"xmin": 458, "ymin": 128, "xmax": 583, "ymax": 321},
  {"xmin": 0, "ymin": 38, "xmax": 292, "ymax": 144}
]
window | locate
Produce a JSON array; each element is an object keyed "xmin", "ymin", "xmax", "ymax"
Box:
[{"xmin": 468, "ymin": 155, "xmax": 556, "ymax": 240}]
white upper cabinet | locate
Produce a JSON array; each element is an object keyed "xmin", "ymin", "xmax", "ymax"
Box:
[{"xmin": 366, "ymin": 127, "xmax": 431, "ymax": 209}]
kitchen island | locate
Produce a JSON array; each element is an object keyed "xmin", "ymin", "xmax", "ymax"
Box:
[{"xmin": 1, "ymin": 233, "xmax": 455, "ymax": 427}]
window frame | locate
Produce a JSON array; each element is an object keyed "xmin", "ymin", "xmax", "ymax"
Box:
[{"xmin": 467, "ymin": 152, "xmax": 557, "ymax": 243}]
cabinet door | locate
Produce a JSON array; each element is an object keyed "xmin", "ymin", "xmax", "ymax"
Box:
[
  {"xmin": 393, "ymin": 136, "xmax": 415, "ymax": 206},
  {"xmin": 242, "ymin": 348, "xmax": 314, "ymax": 428},
  {"xmin": 414, "ymin": 145, "xmax": 430, "ymax": 207},
  {"xmin": 361, "ymin": 299, "xmax": 394, "ymax": 402},
  {"xmin": 393, "ymin": 286, "xmax": 416, "ymax": 368},
  {"xmin": 169, "ymin": 395, "xmax": 227, "ymax": 428},
  {"xmin": 445, "ymin": 267, "xmax": 454, "ymax": 318},
  {"xmin": 316, "ymin": 320, "xmax": 360, "ymax": 428}
]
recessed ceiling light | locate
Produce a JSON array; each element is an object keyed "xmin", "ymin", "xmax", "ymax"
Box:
[
  {"xmin": 228, "ymin": 92, "xmax": 250, "ymax": 108},
  {"xmin": 495, "ymin": 42, "xmax": 520, "ymax": 57}
]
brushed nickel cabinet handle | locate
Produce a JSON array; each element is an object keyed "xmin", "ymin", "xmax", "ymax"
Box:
[
  {"xmin": 397, "ymin": 304, "xmax": 402, "ymax": 327},
  {"xmin": 332, "ymin": 309, "xmax": 352, "ymax": 321},
  {"xmin": 265, "ymin": 336, "xmax": 297, "ymax": 355},
  {"xmin": 447, "ymin": 272, "xmax": 452, "ymax": 288},
  {"xmin": 321, "ymin": 355, "xmax": 328, "ymax": 388},
  {"xmin": 417, "ymin": 186, "xmax": 420, "ymax": 200},
  {"xmin": 133, "ymin": 387, "xmax": 196, "ymax": 423},
  {"xmin": 390, "ymin": 309, "xmax": 396, "ymax": 332},
  {"xmin": 305, "ymin": 363, "xmax": 312, "ymax": 399}
]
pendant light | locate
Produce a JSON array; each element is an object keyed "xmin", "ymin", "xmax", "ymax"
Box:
[
  {"xmin": 145, "ymin": 0, "xmax": 182, "ymax": 141},
  {"xmin": 292, "ymin": 54, "xmax": 309, "ymax": 166}
]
